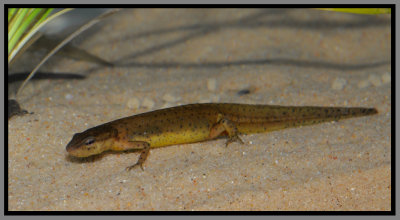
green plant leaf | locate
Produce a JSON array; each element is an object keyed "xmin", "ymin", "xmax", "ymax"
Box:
[
  {"xmin": 8, "ymin": 8, "xmax": 29, "ymax": 43},
  {"xmin": 9, "ymin": 9, "xmax": 44, "ymax": 54},
  {"xmin": 8, "ymin": 8, "xmax": 72, "ymax": 63}
]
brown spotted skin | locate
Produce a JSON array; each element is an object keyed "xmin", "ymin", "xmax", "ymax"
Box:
[{"xmin": 66, "ymin": 103, "xmax": 377, "ymax": 169}]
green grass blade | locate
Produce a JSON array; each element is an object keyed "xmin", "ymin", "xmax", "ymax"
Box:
[
  {"xmin": 9, "ymin": 9, "xmax": 44, "ymax": 54},
  {"xmin": 33, "ymin": 8, "xmax": 54, "ymax": 29},
  {"xmin": 8, "ymin": 8, "xmax": 29, "ymax": 42},
  {"xmin": 8, "ymin": 8, "xmax": 17, "ymax": 22},
  {"xmin": 8, "ymin": 8, "xmax": 73, "ymax": 63}
]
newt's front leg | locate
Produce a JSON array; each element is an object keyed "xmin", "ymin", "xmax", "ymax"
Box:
[
  {"xmin": 126, "ymin": 142, "xmax": 151, "ymax": 171},
  {"xmin": 112, "ymin": 141, "xmax": 151, "ymax": 171},
  {"xmin": 209, "ymin": 114, "xmax": 244, "ymax": 147}
]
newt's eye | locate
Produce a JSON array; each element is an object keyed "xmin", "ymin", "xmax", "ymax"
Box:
[{"xmin": 85, "ymin": 137, "xmax": 95, "ymax": 145}]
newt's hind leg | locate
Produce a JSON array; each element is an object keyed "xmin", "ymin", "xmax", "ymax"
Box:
[{"xmin": 209, "ymin": 114, "xmax": 244, "ymax": 147}]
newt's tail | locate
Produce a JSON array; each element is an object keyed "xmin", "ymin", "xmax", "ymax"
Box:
[
  {"xmin": 229, "ymin": 104, "xmax": 378, "ymax": 134},
  {"xmin": 312, "ymin": 106, "xmax": 378, "ymax": 120}
]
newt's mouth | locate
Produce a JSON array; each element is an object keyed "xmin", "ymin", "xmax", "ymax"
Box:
[
  {"xmin": 65, "ymin": 133, "xmax": 91, "ymax": 157},
  {"xmin": 66, "ymin": 133, "xmax": 82, "ymax": 152},
  {"xmin": 66, "ymin": 144, "xmax": 95, "ymax": 158},
  {"xmin": 66, "ymin": 143, "xmax": 84, "ymax": 157}
]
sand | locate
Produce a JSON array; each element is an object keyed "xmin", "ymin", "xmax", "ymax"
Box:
[{"xmin": 8, "ymin": 9, "xmax": 391, "ymax": 211}]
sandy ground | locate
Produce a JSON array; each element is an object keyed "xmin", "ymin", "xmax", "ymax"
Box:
[{"xmin": 8, "ymin": 9, "xmax": 391, "ymax": 211}]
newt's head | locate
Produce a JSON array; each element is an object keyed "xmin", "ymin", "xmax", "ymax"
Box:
[{"xmin": 66, "ymin": 125, "xmax": 118, "ymax": 157}]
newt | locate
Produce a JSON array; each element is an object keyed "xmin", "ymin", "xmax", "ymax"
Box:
[{"xmin": 66, "ymin": 103, "xmax": 377, "ymax": 170}]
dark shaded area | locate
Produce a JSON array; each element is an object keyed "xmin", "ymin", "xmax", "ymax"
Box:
[
  {"xmin": 65, "ymin": 148, "xmax": 141, "ymax": 164},
  {"xmin": 8, "ymin": 99, "xmax": 31, "ymax": 119},
  {"xmin": 30, "ymin": 36, "xmax": 114, "ymax": 67},
  {"xmin": 58, "ymin": 43, "xmax": 114, "ymax": 67},
  {"xmin": 112, "ymin": 9, "xmax": 390, "ymax": 43},
  {"xmin": 8, "ymin": 72, "xmax": 86, "ymax": 84},
  {"xmin": 8, "ymin": 72, "xmax": 87, "ymax": 99},
  {"xmin": 112, "ymin": 9, "xmax": 390, "ymax": 71},
  {"xmin": 114, "ymin": 59, "xmax": 389, "ymax": 71},
  {"xmin": 114, "ymin": 10, "xmax": 268, "ymax": 63}
]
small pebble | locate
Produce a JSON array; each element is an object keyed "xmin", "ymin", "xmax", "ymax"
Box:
[
  {"xmin": 331, "ymin": 78, "xmax": 346, "ymax": 90},
  {"xmin": 207, "ymin": 78, "xmax": 217, "ymax": 91},
  {"xmin": 162, "ymin": 93, "xmax": 180, "ymax": 103},
  {"xmin": 127, "ymin": 97, "xmax": 140, "ymax": 109},
  {"xmin": 211, "ymin": 96, "xmax": 220, "ymax": 102},
  {"xmin": 199, "ymin": 99, "xmax": 212, "ymax": 103},
  {"xmin": 142, "ymin": 98, "xmax": 155, "ymax": 109},
  {"xmin": 65, "ymin": 94, "xmax": 73, "ymax": 100},
  {"xmin": 160, "ymin": 103, "xmax": 174, "ymax": 109},
  {"xmin": 357, "ymin": 80, "xmax": 370, "ymax": 89},
  {"xmin": 381, "ymin": 72, "xmax": 391, "ymax": 84},
  {"xmin": 368, "ymin": 74, "xmax": 382, "ymax": 87}
]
